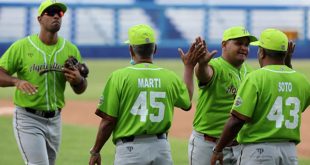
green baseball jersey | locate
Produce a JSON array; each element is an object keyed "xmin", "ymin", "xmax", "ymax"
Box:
[
  {"xmin": 232, "ymin": 65, "xmax": 310, "ymax": 144},
  {"xmin": 0, "ymin": 34, "xmax": 82, "ymax": 111},
  {"xmin": 97, "ymin": 63, "xmax": 191, "ymax": 143},
  {"xmin": 193, "ymin": 57, "xmax": 253, "ymax": 138}
]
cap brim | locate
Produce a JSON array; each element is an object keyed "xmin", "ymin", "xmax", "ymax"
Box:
[
  {"xmin": 250, "ymin": 41, "xmax": 260, "ymax": 46},
  {"xmin": 52, "ymin": 3, "xmax": 67, "ymax": 13},
  {"xmin": 124, "ymin": 40, "xmax": 130, "ymax": 44},
  {"xmin": 249, "ymin": 35, "xmax": 258, "ymax": 42},
  {"xmin": 224, "ymin": 35, "xmax": 257, "ymax": 42},
  {"xmin": 38, "ymin": 2, "xmax": 67, "ymax": 16}
]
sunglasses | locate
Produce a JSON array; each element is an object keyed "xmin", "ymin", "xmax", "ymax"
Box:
[{"xmin": 42, "ymin": 8, "xmax": 64, "ymax": 17}]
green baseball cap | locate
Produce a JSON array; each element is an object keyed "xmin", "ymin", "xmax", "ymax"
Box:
[
  {"xmin": 251, "ymin": 28, "xmax": 288, "ymax": 51},
  {"xmin": 222, "ymin": 26, "xmax": 257, "ymax": 42},
  {"xmin": 38, "ymin": 0, "xmax": 67, "ymax": 16},
  {"xmin": 125, "ymin": 24, "xmax": 156, "ymax": 45}
]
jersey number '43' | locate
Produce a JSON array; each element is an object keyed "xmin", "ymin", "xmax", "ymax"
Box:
[{"xmin": 267, "ymin": 96, "xmax": 300, "ymax": 129}]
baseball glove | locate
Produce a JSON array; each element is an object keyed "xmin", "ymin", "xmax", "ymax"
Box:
[{"xmin": 64, "ymin": 56, "xmax": 89, "ymax": 78}]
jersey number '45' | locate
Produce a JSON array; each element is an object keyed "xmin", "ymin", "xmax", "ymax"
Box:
[{"xmin": 130, "ymin": 91, "xmax": 166, "ymax": 122}]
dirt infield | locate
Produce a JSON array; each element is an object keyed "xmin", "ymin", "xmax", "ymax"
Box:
[{"xmin": 1, "ymin": 99, "xmax": 309, "ymax": 157}]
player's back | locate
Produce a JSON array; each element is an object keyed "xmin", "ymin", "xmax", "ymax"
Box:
[
  {"xmin": 256, "ymin": 65, "xmax": 309, "ymax": 113},
  {"xmin": 116, "ymin": 63, "xmax": 190, "ymax": 110},
  {"xmin": 105, "ymin": 63, "xmax": 190, "ymax": 142},
  {"xmin": 237, "ymin": 65, "xmax": 310, "ymax": 144}
]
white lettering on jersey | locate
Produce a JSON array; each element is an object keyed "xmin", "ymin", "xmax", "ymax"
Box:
[
  {"xmin": 29, "ymin": 63, "xmax": 63, "ymax": 73},
  {"xmin": 278, "ymin": 82, "xmax": 292, "ymax": 92},
  {"xmin": 138, "ymin": 78, "xmax": 161, "ymax": 88}
]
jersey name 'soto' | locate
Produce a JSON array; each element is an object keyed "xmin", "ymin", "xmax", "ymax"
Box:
[{"xmin": 278, "ymin": 81, "xmax": 292, "ymax": 92}]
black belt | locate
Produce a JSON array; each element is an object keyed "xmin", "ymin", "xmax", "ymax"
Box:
[
  {"xmin": 24, "ymin": 107, "xmax": 61, "ymax": 118},
  {"xmin": 204, "ymin": 133, "xmax": 238, "ymax": 147},
  {"xmin": 120, "ymin": 133, "xmax": 167, "ymax": 143}
]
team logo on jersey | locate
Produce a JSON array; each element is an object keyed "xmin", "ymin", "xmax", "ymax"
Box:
[
  {"xmin": 27, "ymin": 52, "xmax": 34, "ymax": 57},
  {"xmin": 234, "ymin": 96, "xmax": 243, "ymax": 107},
  {"xmin": 98, "ymin": 96, "xmax": 104, "ymax": 105},
  {"xmin": 29, "ymin": 63, "xmax": 62, "ymax": 74},
  {"xmin": 226, "ymin": 85, "xmax": 237, "ymax": 98}
]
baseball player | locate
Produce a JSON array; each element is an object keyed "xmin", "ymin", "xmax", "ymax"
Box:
[
  {"xmin": 88, "ymin": 24, "xmax": 205, "ymax": 165},
  {"xmin": 188, "ymin": 26, "xmax": 257, "ymax": 165},
  {"xmin": 0, "ymin": 1, "xmax": 87, "ymax": 164},
  {"xmin": 211, "ymin": 28, "xmax": 310, "ymax": 165}
]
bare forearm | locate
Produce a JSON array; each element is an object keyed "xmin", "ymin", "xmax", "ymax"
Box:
[
  {"xmin": 183, "ymin": 65, "xmax": 195, "ymax": 100},
  {"xmin": 91, "ymin": 118, "xmax": 115, "ymax": 153},
  {"xmin": 195, "ymin": 63, "xmax": 213, "ymax": 84},
  {"xmin": 284, "ymin": 57, "xmax": 292, "ymax": 69},
  {"xmin": 214, "ymin": 115, "xmax": 245, "ymax": 152},
  {"xmin": 284, "ymin": 41, "xmax": 295, "ymax": 69},
  {"xmin": 0, "ymin": 68, "xmax": 18, "ymax": 87}
]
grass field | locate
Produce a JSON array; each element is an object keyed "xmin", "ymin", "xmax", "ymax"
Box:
[
  {"xmin": 0, "ymin": 116, "xmax": 190, "ymax": 165},
  {"xmin": 0, "ymin": 59, "xmax": 310, "ymax": 164},
  {"xmin": 1, "ymin": 58, "xmax": 309, "ymax": 100},
  {"xmin": 1, "ymin": 116, "xmax": 309, "ymax": 165}
]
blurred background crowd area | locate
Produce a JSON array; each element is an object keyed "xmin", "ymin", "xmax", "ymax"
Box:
[{"xmin": 0, "ymin": 0, "xmax": 309, "ymax": 58}]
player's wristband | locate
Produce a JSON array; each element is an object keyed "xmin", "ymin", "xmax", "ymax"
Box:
[{"xmin": 89, "ymin": 148, "xmax": 100, "ymax": 157}]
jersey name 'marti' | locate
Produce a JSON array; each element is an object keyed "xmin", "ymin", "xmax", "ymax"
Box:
[
  {"xmin": 138, "ymin": 78, "xmax": 161, "ymax": 88},
  {"xmin": 278, "ymin": 82, "xmax": 292, "ymax": 92}
]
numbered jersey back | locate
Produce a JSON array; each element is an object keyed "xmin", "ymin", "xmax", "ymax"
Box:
[
  {"xmin": 232, "ymin": 65, "xmax": 310, "ymax": 144},
  {"xmin": 97, "ymin": 63, "xmax": 191, "ymax": 143}
]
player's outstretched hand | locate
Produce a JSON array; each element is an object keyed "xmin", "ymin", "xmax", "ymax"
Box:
[
  {"xmin": 178, "ymin": 39, "xmax": 206, "ymax": 68},
  {"xmin": 285, "ymin": 40, "xmax": 295, "ymax": 68},
  {"xmin": 89, "ymin": 154, "xmax": 101, "ymax": 165},
  {"xmin": 195, "ymin": 36, "xmax": 217, "ymax": 65},
  {"xmin": 287, "ymin": 40, "xmax": 296, "ymax": 57},
  {"xmin": 14, "ymin": 79, "xmax": 38, "ymax": 95}
]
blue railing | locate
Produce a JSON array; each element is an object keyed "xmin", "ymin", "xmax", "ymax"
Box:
[{"xmin": 0, "ymin": 3, "xmax": 309, "ymax": 58}]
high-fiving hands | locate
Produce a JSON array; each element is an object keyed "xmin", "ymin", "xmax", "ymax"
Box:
[
  {"xmin": 178, "ymin": 37, "xmax": 205, "ymax": 68},
  {"xmin": 195, "ymin": 36, "xmax": 218, "ymax": 65},
  {"xmin": 178, "ymin": 36, "xmax": 218, "ymax": 67},
  {"xmin": 285, "ymin": 40, "xmax": 295, "ymax": 68}
]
